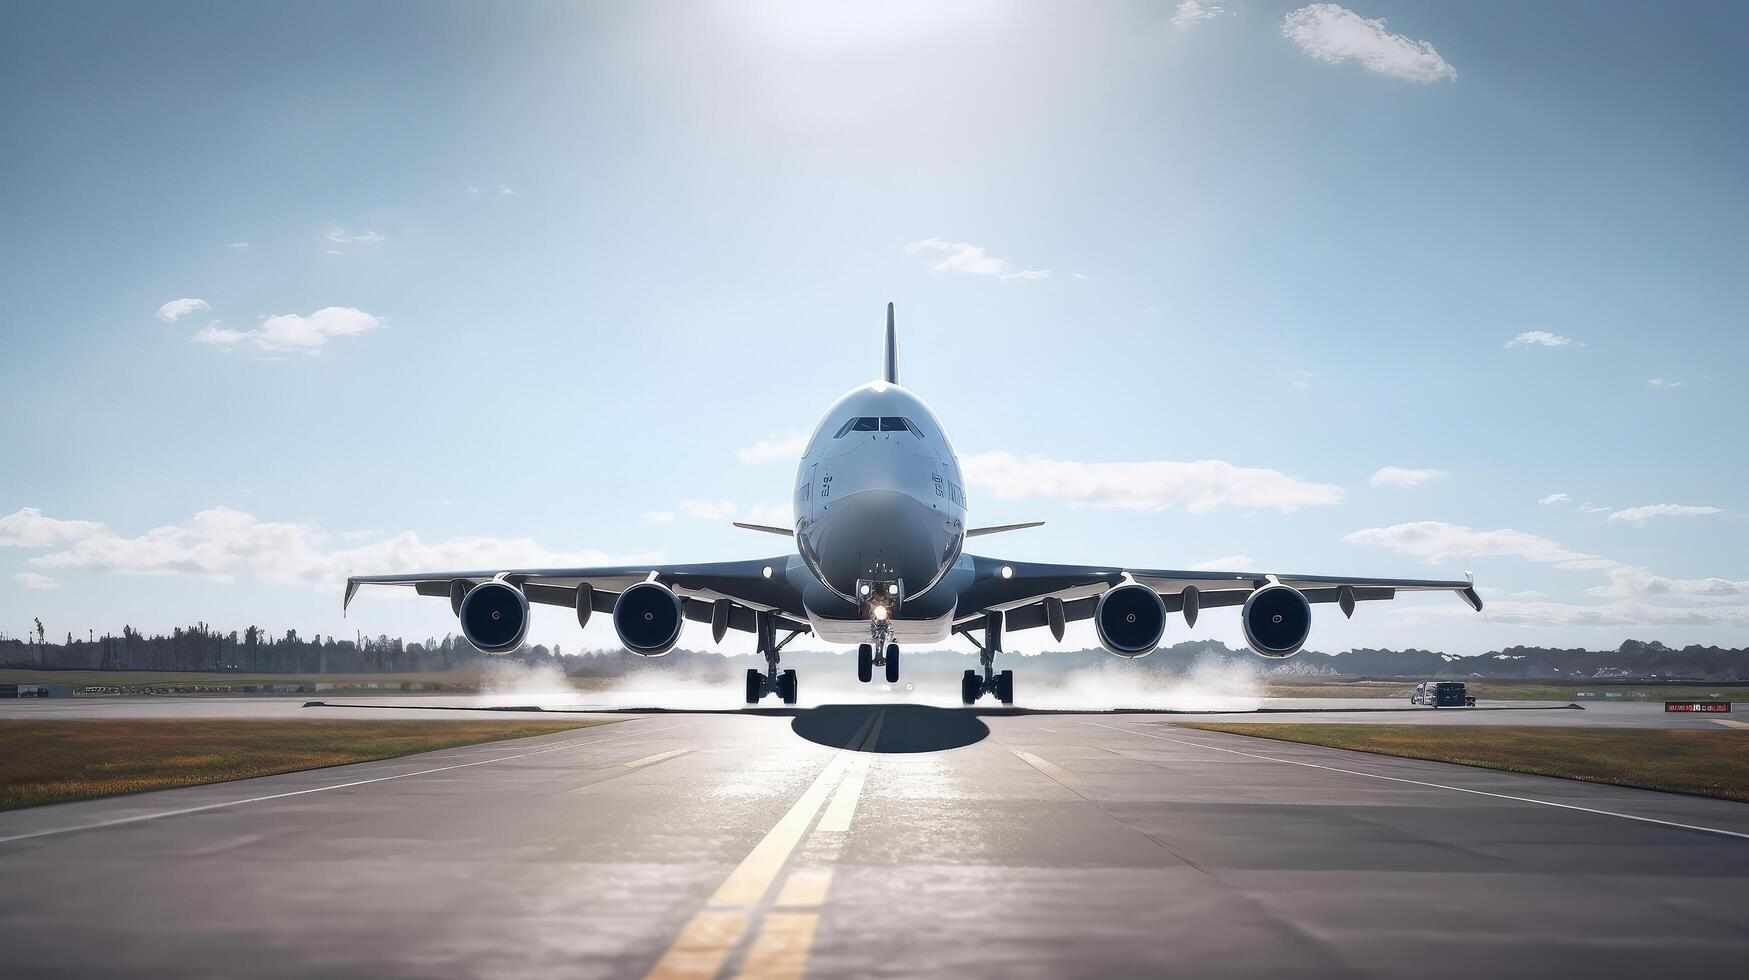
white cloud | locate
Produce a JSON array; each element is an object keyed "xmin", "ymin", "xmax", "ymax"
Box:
[
  {"xmin": 1648, "ymin": 377, "xmax": 1683, "ymax": 388},
  {"xmin": 1172, "ymin": 1, "xmax": 1226, "ymax": 29},
  {"xmin": 1587, "ymin": 567, "xmax": 1746, "ymax": 600},
  {"xmin": 497, "ymin": 184, "xmax": 516, "ymax": 196},
  {"xmin": 0, "ymin": 507, "xmax": 106, "ymax": 548},
  {"xmin": 1539, "ymin": 493, "xmax": 1570, "ymax": 506},
  {"xmin": 0, "ymin": 506, "xmax": 636, "ymax": 588},
  {"xmin": 1505, "ymin": 330, "xmax": 1572, "ymax": 349},
  {"xmin": 1281, "ymin": 370, "xmax": 1313, "ymax": 391},
  {"xmin": 1189, "ymin": 555, "xmax": 1254, "ymax": 571},
  {"xmin": 227, "ymin": 242, "xmax": 249, "ymax": 249},
  {"xmin": 1578, "ymin": 502, "xmax": 1610, "ymax": 514},
  {"xmin": 12, "ymin": 572, "xmax": 59, "ymax": 590},
  {"xmin": 677, "ymin": 499, "xmax": 739, "ymax": 521},
  {"xmin": 963, "ymin": 452, "xmax": 1343, "ymax": 513},
  {"xmin": 737, "ymin": 433, "xmax": 808, "ymax": 465},
  {"xmin": 1282, "ymin": 4, "xmax": 1455, "ymax": 83},
  {"xmin": 641, "ymin": 511, "xmax": 676, "ymax": 525},
  {"xmin": 155, "ymin": 297, "xmax": 210, "ymax": 322},
  {"xmin": 1606, "ymin": 503, "xmax": 1724, "ymax": 525},
  {"xmin": 1341, "ymin": 521, "xmax": 1597, "ymax": 566},
  {"xmin": 324, "ymin": 223, "xmax": 386, "ymax": 245},
  {"xmin": 741, "ymin": 504, "xmax": 793, "ymax": 528},
  {"xmin": 190, "ymin": 306, "xmax": 383, "ymax": 355},
  {"xmin": 1369, "ymin": 466, "xmax": 1447, "ymax": 489},
  {"xmin": 904, "ymin": 238, "xmax": 1049, "ymax": 281},
  {"xmin": 1467, "ymin": 598, "xmax": 1749, "ymax": 629}
]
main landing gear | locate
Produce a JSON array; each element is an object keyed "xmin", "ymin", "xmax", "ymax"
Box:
[
  {"xmin": 956, "ymin": 609, "xmax": 1014, "ymax": 705},
  {"xmin": 856, "ymin": 622, "xmax": 900, "ymax": 684},
  {"xmin": 745, "ymin": 611, "xmax": 805, "ymax": 705}
]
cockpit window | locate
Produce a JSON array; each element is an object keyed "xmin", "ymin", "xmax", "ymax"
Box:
[{"xmin": 834, "ymin": 416, "xmax": 924, "ymax": 438}]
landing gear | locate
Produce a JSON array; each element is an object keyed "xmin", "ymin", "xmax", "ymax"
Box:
[
  {"xmin": 858, "ymin": 622, "xmax": 900, "ymax": 684},
  {"xmin": 955, "ymin": 610, "xmax": 1015, "ymax": 705},
  {"xmin": 745, "ymin": 611, "xmax": 804, "ymax": 705}
]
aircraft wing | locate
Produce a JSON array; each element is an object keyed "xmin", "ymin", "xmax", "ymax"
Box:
[
  {"xmin": 344, "ymin": 557, "xmax": 811, "ymax": 634},
  {"xmin": 951, "ymin": 554, "xmax": 1480, "ymax": 637}
]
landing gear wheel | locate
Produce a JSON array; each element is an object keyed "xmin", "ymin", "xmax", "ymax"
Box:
[
  {"xmin": 857, "ymin": 643, "xmax": 873, "ymax": 683},
  {"xmin": 777, "ymin": 669, "xmax": 798, "ymax": 705},
  {"xmin": 961, "ymin": 669, "xmax": 980, "ymax": 705},
  {"xmin": 994, "ymin": 669, "xmax": 1014, "ymax": 705},
  {"xmin": 884, "ymin": 643, "xmax": 900, "ymax": 684},
  {"xmin": 745, "ymin": 668, "xmax": 765, "ymax": 705}
]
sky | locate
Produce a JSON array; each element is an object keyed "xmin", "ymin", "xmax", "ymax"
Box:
[{"xmin": 1, "ymin": 1, "xmax": 1745, "ymax": 657}]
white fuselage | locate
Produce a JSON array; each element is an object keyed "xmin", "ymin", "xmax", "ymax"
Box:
[{"xmin": 792, "ymin": 381, "xmax": 968, "ymax": 643}]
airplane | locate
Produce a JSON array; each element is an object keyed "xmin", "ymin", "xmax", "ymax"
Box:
[{"xmin": 346, "ymin": 304, "xmax": 1483, "ymax": 706}]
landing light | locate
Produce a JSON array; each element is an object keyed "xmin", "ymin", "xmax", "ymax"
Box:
[
  {"xmin": 1001, "ymin": 565, "xmax": 1013, "ymax": 580},
  {"xmin": 860, "ymin": 583, "xmax": 871, "ymax": 596},
  {"xmin": 762, "ymin": 565, "xmax": 773, "ymax": 579},
  {"xmin": 888, "ymin": 584, "xmax": 899, "ymax": 595},
  {"xmin": 872, "ymin": 606, "xmax": 888, "ymax": 620}
]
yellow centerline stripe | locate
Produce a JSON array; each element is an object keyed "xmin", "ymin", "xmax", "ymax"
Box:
[
  {"xmin": 816, "ymin": 713, "xmax": 884, "ymax": 833},
  {"xmin": 645, "ymin": 712, "xmax": 881, "ymax": 980},
  {"xmin": 735, "ymin": 912, "xmax": 820, "ymax": 980},
  {"xmin": 773, "ymin": 869, "xmax": 833, "ymax": 909}
]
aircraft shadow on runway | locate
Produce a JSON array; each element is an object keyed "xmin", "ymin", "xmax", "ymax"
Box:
[{"xmin": 783, "ymin": 704, "xmax": 988, "ymax": 753}]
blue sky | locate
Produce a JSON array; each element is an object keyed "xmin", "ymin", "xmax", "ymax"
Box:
[{"xmin": 2, "ymin": 1, "xmax": 1744, "ymax": 656}]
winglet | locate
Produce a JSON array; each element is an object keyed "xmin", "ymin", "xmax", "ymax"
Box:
[
  {"xmin": 1459, "ymin": 571, "xmax": 1483, "ymax": 612},
  {"xmin": 343, "ymin": 577, "xmax": 361, "ymax": 615},
  {"xmin": 882, "ymin": 301, "xmax": 899, "ymax": 384}
]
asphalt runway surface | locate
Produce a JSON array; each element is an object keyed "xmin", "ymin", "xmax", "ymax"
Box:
[{"xmin": 1, "ymin": 701, "xmax": 1746, "ymax": 978}]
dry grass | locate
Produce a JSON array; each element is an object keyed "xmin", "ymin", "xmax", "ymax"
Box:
[
  {"xmin": 1176, "ymin": 723, "xmax": 1749, "ymax": 803},
  {"xmin": 0, "ymin": 718, "xmax": 614, "ymax": 811}
]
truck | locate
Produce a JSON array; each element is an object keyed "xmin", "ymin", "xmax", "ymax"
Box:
[{"xmin": 1411, "ymin": 681, "xmax": 1475, "ymax": 708}]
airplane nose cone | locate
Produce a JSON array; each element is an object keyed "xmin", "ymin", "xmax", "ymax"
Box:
[{"xmin": 805, "ymin": 488, "xmax": 957, "ymax": 599}]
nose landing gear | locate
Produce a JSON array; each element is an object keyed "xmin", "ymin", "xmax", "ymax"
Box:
[{"xmin": 856, "ymin": 624, "xmax": 901, "ymax": 683}]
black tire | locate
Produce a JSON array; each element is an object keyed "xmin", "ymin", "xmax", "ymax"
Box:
[
  {"xmin": 884, "ymin": 643, "xmax": 900, "ymax": 683},
  {"xmin": 857, "ymin": 644, "xmax": 873, "ymax": 683},
  {"xmin": 961, "ymin": 670, "xmax": 979, "ymax": 705},
  {"xmin": 745, "ymin": 668, "xmax": 763, "ymax": 704},
  {"xmin": 995, "ymin": 669, "xmax": 1014, "ymax": 705},
  {"xmin": 778, "ymin": 669, "xmax": 798, "ymax": 705}
]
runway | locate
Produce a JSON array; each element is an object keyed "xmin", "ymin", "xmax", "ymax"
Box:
[{"xmin": 1, "ymin": 705, "xmax": 1746, "ymax": 978}]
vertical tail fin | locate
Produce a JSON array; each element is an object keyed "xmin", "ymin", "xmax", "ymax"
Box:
[{"xmin": 882, "ymin": 301, "xmax": 899, "ymax": 384}]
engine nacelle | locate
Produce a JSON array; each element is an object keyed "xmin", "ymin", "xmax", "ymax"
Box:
[
  {"xmin": 613, "ymin": 582, "xmax": 685, "ymax": 657},
  {"xmin": 458, "ymin": 580, "xmax": 530, "ymax": 654},
  {"xmin": 1242, "ymin": 584, "xmax": 1312, "ymax": 658},
  {"xmin": 1094, "ymin": 583, "xmax": 1167, "ymax": 658}
]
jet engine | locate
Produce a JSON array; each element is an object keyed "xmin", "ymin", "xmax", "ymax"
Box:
[
  {"xmin": 1241, "ymin": 584, "xmax": 1312, "ymax": 658},
  {"xmin": 614, "ymin": 582, "xmax": 685, "ymax": 657},
  {"xmin": 458, "ymin": 580, "xmax": 530, "ymax": 654},
  {"xmin": 1094, "ymin": 583, "xmax": 1167, "ymax": 658}
]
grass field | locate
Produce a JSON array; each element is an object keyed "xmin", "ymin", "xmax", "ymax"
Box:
[
  {"xmin": 0, "ymin": 718, "xmax": 616, "ymax": 811},
  {"xmin": 1177, "ymin": 722, "xmax": 1749, "ymax": 803}
]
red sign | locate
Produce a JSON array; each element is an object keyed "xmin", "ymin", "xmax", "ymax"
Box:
[{"xmin": 1665, "ymin": 701, "xmax": 1731, "ymax": 713}]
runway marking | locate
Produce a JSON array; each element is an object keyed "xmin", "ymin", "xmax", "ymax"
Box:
[
  {"xmin": 647, "ymin": 712, "xmax": 881, "ymax": 980},
  {"xmin": 1712, "ymin": 719, "xmax": 1749, "ymax": 730},
  {"xmin": 623, "ymin": 748, "xmax": 696, "ymax": 769},
  {"xmin": 816, "ymin": 713, "xmax": 884, "ymax": 833},
  {"xmin": 1010, "ymin": 749, "xmax": 1086, "ymax": 789},
  {"xmin": 735, "ymin": 912, "xmax": 819, "ymax": 980},
  {"xmin": 1080, "ymin": 721, "xmax": 1749, "ymax": 842},
  {"xmin": 0, "ymin": 721, "xmax": 693, "ymax": 847},
  {"xmin": 773, "ymin": 869, "xmax": 833, "ymax": 908},
  {"xmin": 646, "ymin": 910, "xmax": 751, "ymax": 980}
]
